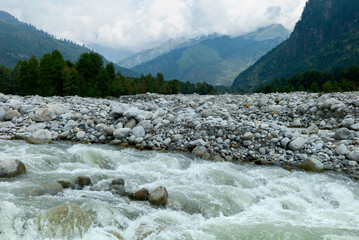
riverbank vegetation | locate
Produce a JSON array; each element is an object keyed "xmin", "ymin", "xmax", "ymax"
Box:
[{"xmin": 0, "ymin": 50, "xmax": 215, "ymax": 97}]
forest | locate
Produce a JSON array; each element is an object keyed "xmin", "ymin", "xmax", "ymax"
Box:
[
  {"xmin": 0, "ymin": 50, "xmax": 215, "ymax": 97},
  {"xmin": 256, "ymin": 65, "xmax": 359, "ymax": 93}
]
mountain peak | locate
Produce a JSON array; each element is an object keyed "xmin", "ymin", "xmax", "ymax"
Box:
[
  {"xmin": 0, "ymin": 11, "xmax": 20, "ymax": 24},
  {"xmin": 245, "ymin": 24, "xmax": 290, "ymax": 41}
]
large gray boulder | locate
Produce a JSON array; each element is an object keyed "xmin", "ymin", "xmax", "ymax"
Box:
[
  {"xmin": 299, "ymin": 157, "xmax": 324, "ymax": 172},
  {"xmin": 192, "ymin": 146, "xmax": 208, "ymax": 157},
  {"xmin": 49, "ymin": 104, "xmax": 68, "ymax": 116},
  {"xmin": 149, "ymin": 186, "xmax": 168, "ymax": 205},
  {"xmin": 132, "ymin": 126, "xmax": 145, "ymax": 138},
  {"xmin": 113, "ymin": 128, "xmax": 132, "ymax": 139},
  {"xmin": 26, "ymin": 129, "xmax": 52, "ymax": 144},
  {"xmin": 333, "ymin": 128, "xmax": 354, "ymax": 140},
  {"xmin": 288, "ymin": 137, "xmax": 306, "ymax": 151},
  {"xmin": 0, "ymin": 159, "xmax": 26, "ymax": 178},
  {"xmin": 4, "ymin": 110, "xmax": 21, "ymax": 121},
  {"xmin": 37, "ymin": 202, "xmax": 92, "ymax": 238},
  {"xmin": 346, "ymin": 151, "xmax": 359, "ymax": 162},
  {"xmin": 33, "ymin": 108, "xmax": 52, "ymax": 122}
]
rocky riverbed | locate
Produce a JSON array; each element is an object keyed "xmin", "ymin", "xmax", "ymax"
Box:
[{"xmin": 0, "ymin": 92, "xmax": 359, "ymax": 179}]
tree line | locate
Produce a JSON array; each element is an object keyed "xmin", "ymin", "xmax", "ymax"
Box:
[
  {"xmin": 0, "ymin": 50, "xmax": 215, "ymax": 97},
  {"xmin": 256, "ymin": 65, "xmax": 359, "ymax": 93}
]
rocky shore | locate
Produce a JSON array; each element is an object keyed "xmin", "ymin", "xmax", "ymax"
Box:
[{"xmin": 0, "ymin": 92, "xmax": 359, "ymax": 179}]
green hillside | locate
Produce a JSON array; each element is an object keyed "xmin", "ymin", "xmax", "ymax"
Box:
[
  {"xmin": 0, "ymin": 11, "xmax": 137, "ymax": 77},
  {"xmin": 232, "ymin": 0, "xmax": 359, "ymax": 91},
  {"xmin": 133, "ymin": 24, "xmax": 289, "ymax": 86}
]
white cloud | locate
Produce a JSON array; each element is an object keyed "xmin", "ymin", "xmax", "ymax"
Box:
[{"xmin": 0, "ymin": 0, "xmax": 307, "ymax": 52}]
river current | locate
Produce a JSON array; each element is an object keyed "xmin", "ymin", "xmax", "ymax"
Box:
[{"xmin": 0, "ymin": 140, "xmax": 359, "ymax": 240}]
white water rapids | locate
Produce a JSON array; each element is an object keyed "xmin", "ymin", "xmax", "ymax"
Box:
[{"xmin": 0, "ymin": 140, "xmax": 359, "ymax": 240}]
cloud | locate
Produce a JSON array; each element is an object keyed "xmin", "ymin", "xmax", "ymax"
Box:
[{"xmin": 0, "ymin": 0, "xmax": 307, "ymax": 51}]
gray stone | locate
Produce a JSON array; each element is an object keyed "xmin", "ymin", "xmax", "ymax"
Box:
[
  {"xmin": 335, "ymin": 144, "xmax": 349, "ymax": 155},
  {"xmin": 132, "ymin": 126, "xmax": 145, "ymax": 138},
  {"xmin": 4, "ymin": 110, "xmax": 21, "ymax": 121},
  {"xmin": 341, "ymin": 118, "xmax": 355, "ymax": 128},
  {"xmin": 288, "ymin": 137, "xmax": 306, "ymax": 151},
  {"xmin": 243, "ymin": 132, "xmax": 253, "ymax": 140},
  {"xmin": 33, "ymin": 108, "xmax": 52, "ymax": 122},
  {"xmin": 0, "ymin": 159, "xmax": 26, "ymax": 178},
  {"xmin": 104, "ymin": 127, "xmax": 115, "ymax": 136},
  {"xmin": 350, "ymin": 124, "xmax": 359, "ymax": 131},
  {"xmin": 113, "ymin": 128, "xmax": 132, "ymax": 139},
  {"xmin": 192, "ymin": 146, "xmax": 207, "ymax": 157},
  {"xmin": 59, "ymin": 131, "xmax": 70, "ymax": 139},
  {"xmin": 333, "ymin": 128, "xmax": 354, "ymax": 140},
  {"xmin": 76, "ymin": 131, "xmax": 86, "ymax": 140},
  {"xmin": 281, "ymin": 137, "xmax": 291, "ymax": 147},
  {"xmin": 26, "ymin": 123, "xmax": 46, "ymax": 132},
  {"xmin": 27, "ymin": 130, "xmax": 52, "ymax": 144},
  {"xmin": 0, "ymin": 122, "xmax": 15, "ymax": 129},
  {"xmin": 346, "ymin": 151, "xmax": 359, "ymax": 162},
  {"xmin": 49, "ymin": 104, "xmax": 68, "ymax": 115},
  {"xmin": 63, "ymin": 120, "xmax": 77, "ymax": 131},
  {"xmin": 299, "ymin": 157, "xmax": 324, "ymax": 172},
  {"xmin": 307, "ymin": 124, "xmax": 319, "ymax": 134}
]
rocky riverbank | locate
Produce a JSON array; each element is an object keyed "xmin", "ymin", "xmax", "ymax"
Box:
[{"xmin": 0, "ymin": 92, "xmax": 359, "ymax": 179}]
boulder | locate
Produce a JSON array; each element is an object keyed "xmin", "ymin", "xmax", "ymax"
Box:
[
  {"xmin": 27, "ymin": 182, "xmax": 63, "ymax": 196},
  {"xmin": 124, "ymin": 119, "xmax": 137, "ymax": 129},
  {"xmin": 0, "ymin": 122, "xmax": 15, "ymax": 129},
  {"xmin": 341, "ymin": 118, "xmax": 355, "ymax": 128},
  {"xmin": 112, "ymin": 178, "xmax": 125, "ymax": 186},
  {"xmin": 333, "ymin": 128, "xmax": 354, "ymax": 140},
  {"xmin": 130, "ymin": 188, "xmax": 149, "ymax": 201},
  {"xmin": 4, "ymin": 110, "xmax": 21, "ymax": 121},
  {"xmin": 0, "ymin": 93, "xmax": 9, "ymax": 103},
  {"xmin": 26, "ymin": 123, "xmax": 46, "ymax": 132},
  {"xmin": 75, "ymin": 176, "xmax": 92, "ymax": 188},
  {"xmin": 37, "ymin": 202, "xmax": 92, "ymax": 237},
  {"xmin": 299, "ymin": 157, "xmax": 324, "ymax": 172},
  {"xmin": 113, "ymin": 128, "xmax": 132, "ymax": 139},
  {"xmin": 192, "ymin": 146, "xmax": 208, "ymax": 157},
  {"xmin": 49, "ymin": 104, "xmax": 68, "ymax": 115},
  {"xmin": 33, "ymin": 108, "xmax": 52, "ymax": 122},
  {"xmin": 0, "ymin": 159, "xmax": 26, "ymax": 178},
  {"xmin": 346, "ymin": 151, "xmax": 359, "ymax": 162},
  {"xmin": 335, "ymin": 144, "xmax": 349, "ymax": 155},
  {"xmin": 0, "ymin": 107, "xmax": 5, "ymax": 121},
  {"xmin": 76, "ymin": 131, "xmax": 86, "ymax": 140},
  {"xmin": 288, "ymin": 137, "xmax": 306, "ymax": 151},
  {"xmin": 149, "ymin": 186, "xmax": 168, "ymax": 205},
  {"xmin": 56, "ymin": 179, "xmax": 73, "ymax": 189},
  {"xmin": 243, "ymin": 132, "xmax": 253, "ymax": 140},
  {"xmin": 350, "ymin": 123, "xmax": 359, "ymax": 131},
  {"xmin": 104, "ymin": 127, "xmax": 115, "ymax": 136},
  {"xmin": 26, "ymin": 130, "xmax": 52, "ymax": 144},
  {"xmin": 132, "ymin": 126, "xmax": 145, "ymax": 138}
]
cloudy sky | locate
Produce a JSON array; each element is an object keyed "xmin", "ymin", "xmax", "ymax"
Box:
[{"xmin": 1, "ymin": 0, "xmax": 307, "ymax": 52}]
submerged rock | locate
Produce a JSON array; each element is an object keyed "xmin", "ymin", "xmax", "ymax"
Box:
[
  {"xmin": 0, "ymin": 159, "xmax": 26, "ymax": 178},
  {"xmin": 149, "ymin": 186, "xmax": 168, "ymax": 205},
  {"xmin": 75, "ymin": 176, "xmax": 92, "ymax": 188},
  {"xmin": 37, "ymin": 202, "xmax": 92, "ymax": 237},
  {"xmin": 130, "ymin": 188, "xmax": 149, "ymax": 201},
  {"xmin": 299, "ymin": 158, "xmax": 324, "ymax": 173}
]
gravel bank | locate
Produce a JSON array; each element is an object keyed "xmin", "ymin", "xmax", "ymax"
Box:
[{"xmin": 0, "ymin": 92, "xmax": 359, "ymax": 180}]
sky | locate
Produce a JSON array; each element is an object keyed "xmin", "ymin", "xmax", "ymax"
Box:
[{"xmin": 0, "ymin": 0, "xmax": 308, "ymax": 53}]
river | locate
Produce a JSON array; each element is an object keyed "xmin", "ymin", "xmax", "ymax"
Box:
[{"xmin": 0, "ymin": 140, "xmax": 359, "ymax": 240}]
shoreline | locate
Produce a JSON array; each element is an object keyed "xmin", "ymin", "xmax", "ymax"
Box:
[{"xmin": 0, "ymin": 92, "xmax": 358, "ymax": 181}]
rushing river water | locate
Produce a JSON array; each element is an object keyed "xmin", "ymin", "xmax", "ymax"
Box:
[{"xmin": 0, "ymin": 140, "xmax": 359, "ymax": 240}]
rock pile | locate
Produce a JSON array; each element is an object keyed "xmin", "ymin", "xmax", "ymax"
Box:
[{"xmin": 0, "ymin": 92, "xmax": 358, "ymax": 178}]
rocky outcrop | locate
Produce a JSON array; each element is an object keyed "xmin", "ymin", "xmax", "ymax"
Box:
[{"xmin": 0, "ymin": 159, "xmax": 26, "ymax": 178}]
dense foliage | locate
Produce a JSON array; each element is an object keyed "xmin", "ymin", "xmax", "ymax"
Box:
[
  {"xmin": 0, "ymin": 50, "xmax": 215, "ymax": 97},
  {"xmin": 232, "ymin": 0, "xmax": 359, "ymax": 91},
  {"xmin": 256, "ymin": 65, "xmax": 359, "ymax": 93}
]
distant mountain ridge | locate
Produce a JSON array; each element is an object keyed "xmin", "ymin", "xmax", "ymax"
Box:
[
  {"xmin": 132, "ymin": 24, "xmax": 290, "ymax": 86},
  {"xmin": 232, "ymin": 0, "xmax": 359, "ymax": 91},
  {"xmin": 0, "ymin": 11, "xmax": 137, "ymax": 77},
  {"xmin": 117, "ymin": 34, "xmax": 220, "ymax": 68}
]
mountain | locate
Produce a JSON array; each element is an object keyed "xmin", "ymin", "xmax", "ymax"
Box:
[
  {"xmin": 132, "ymin": 24, "xmax": 290, "ymax": 86},
  {"xmin": 117, "ymin": 34, "xmax": 220, "ymax": 69},
  {"xmin": 232, "ymin": 0, "xmax": 359, "ymax": 91},
  {"xmin": 0, "ymin": 11, "xmax": 137, "ymax": 77}
]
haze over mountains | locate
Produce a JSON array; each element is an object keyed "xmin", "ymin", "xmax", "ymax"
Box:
[
  {"xmin": 0, "ymin": 11, "xmax": 137, "ymax": 77},
  {"xmin": 131, "ymin": 24, "xmax": 290, "ymax": 86},
  {"xmin": 232, "ymin": 0, "xmax": 359, "ymax": 90}
]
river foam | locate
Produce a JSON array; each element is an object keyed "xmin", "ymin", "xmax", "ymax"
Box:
[{"xmin": 0, "ymin": 140, "xmax": 358, "ymax": 239}]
